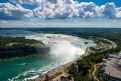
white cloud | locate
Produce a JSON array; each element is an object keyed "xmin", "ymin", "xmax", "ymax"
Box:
[
  {"xmin": 33, "ymin": 1, "xmax": 121, "ymax": 19},
  {"xmin": 85, "ymin": 11, "xmax": 94, "ymax": 18},
  {"xmin": 116, "ymin": 11, "xmax": 121, "ymax": 18},
  {"xmin": 101, "ymin": 2, "xmax": 116, "ymax": 18},
  {"xmin": 0, "ymin": 2, "xmax": 33, "ymax": 20},
  {"xmin": 9, "ymin": 0, "xmax": 43, "ymax": 5},
  {"xmin": 0, "ymin": 0, "xmax": 121, "ymax": 20},
  {"xmin": 116, "ymin": 7, "xmax": 121, "ymax": 18}
]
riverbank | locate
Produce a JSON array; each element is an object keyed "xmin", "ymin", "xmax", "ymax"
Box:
[
  {"xmin": 1, "ymin": 28, "xmax": 121, "ymax": 81},
  {"xmin": 31, "ymin": 46, "xmax": 89, "ymax": 81},
  {"xmin": 30, "ymin": 39, "xmax": 99, "ymax": 81},
  {"xmin": 0, "ymin": 54, "xmax": 50, "ymax": 62},
  {"xmin": 65, "ymin": 38, "xmax": 117, "ymax": 81},
  {"xmin": 0, "ymin": 33, "xmax": 96, "ymax": 81},
  {"xmin": 90, "ymin": 39, "xmax": 118, "ymax": 81},
  {"xmin": 31, "ymin": 59, "xmax": 77, "ymax": 81},
  {"xmin": 30, "ymin": 37, "xmax": 116, "ymax": 81},
  {"xmin": 0, "ymin": 36, "xmax": 50, "ymax": 61}
]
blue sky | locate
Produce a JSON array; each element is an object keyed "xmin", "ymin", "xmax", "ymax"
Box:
[
  {"xmin": 1, "ymin": 0, "xmax": 121, "ymax": 6},
  {"xmin": 0, "ymin": 0, "xmax": 121, "ymax": 28},
  {"xmin": 77, "ymin": 0, "xmax": 121, "ymax": 7},
  {"xmin": 0, "ymin": 0, "xmax": 121, "ymax": 10},
  {"xmin": 0, "ymin": 0, "xmax": 121, "ymax": 19}
]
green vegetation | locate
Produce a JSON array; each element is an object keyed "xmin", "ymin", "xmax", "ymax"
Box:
[
  {"xmin": 95, "ymin": 66, "xmax": 103, "ymax": 81},
  {"xmin": 27, "ymin": 28, "xmax": 121, "ymax": 81},
  {"xmin": 68, "ymin": 47, "xmax": 120, "ymax": 81},
  {"xmin": 30, "ymin": 43, "xmax": 47, "ymax": 48},
  {"xmin": 95, "ymin": 40, "xmax": 111, "ymax": 48},
  {"xmin": 90, "ymin": 62, "xmax": 95, "ymax": 75},
  {"xmin": 64, "ymin": 67, "xmax": 70, "ymax": 73},
  {"xmin": 50, "ymin": 72, "xmax": 63, "ymax": 79},
  {"xmin": 28, "ymin": 29, "xmax": 121, "ymax": 81},
  {"xmin": 84, "ymin": 42, "xmax": 88, "ymax": 44},
  {"xmin": 98, "ymin": 39, "xmax": 112, "ymax": 45},
  {"xmin": 62, "ymin": 30, "xmax": 121, "ymax": 81},
  {"xmin": 0, "ymin": 36, "xmax": 49, "ymax": 60}
]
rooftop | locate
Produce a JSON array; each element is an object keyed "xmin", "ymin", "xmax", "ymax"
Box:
[{"xmin": 103, "ymin": 58, "xmax": 121, "ymax": 79}]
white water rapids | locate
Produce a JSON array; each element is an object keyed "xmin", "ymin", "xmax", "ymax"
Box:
[
  {"xmin": 26, "ymin": 34, "xmax": 91, "ymax": 58},
  {"xmin": 6, "ymin": 34, "xmax": 96, "ymax": 81}
]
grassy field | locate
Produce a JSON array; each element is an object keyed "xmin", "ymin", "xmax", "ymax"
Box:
[{"xmin": 30, "ymin": 43, "xmax": 47, "ymax": 48}]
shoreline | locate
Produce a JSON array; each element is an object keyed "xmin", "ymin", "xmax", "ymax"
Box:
[
  {"xmin": 31, "ymin": 47, "xmax": 89, "ymax": 81},
  {"xmin": 0, "ymin": 54, "xmax": 50, "ymax": 62},
  {"xmin": 31, "ymin": 60, "xmax": 77, "ymax": 81},
  {"xmin": 32, "ymin": 39, "xmax": 117, "ymax": 81}
]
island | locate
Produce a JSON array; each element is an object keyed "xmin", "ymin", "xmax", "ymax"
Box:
[{"xmin": 0, "ymin": 36, "xmax": 50, "ymax": 61}]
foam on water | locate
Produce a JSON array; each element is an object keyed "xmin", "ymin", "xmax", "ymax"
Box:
[{"xmin": 7, "ymin": 34, "xmax": 96, "ymax": 81}]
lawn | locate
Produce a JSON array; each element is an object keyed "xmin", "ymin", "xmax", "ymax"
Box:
[{"xmin": 30, "ymin": 43, "xmax": 47, "ymax": 48}]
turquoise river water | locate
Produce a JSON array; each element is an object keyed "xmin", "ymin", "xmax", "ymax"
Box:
[{"xmin": 0, "ymin": 30, "xmax": 96, "ymax": 81}]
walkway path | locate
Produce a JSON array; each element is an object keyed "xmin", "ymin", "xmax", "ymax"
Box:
[
  {"xmin": 51, "ymin": 73, "xmax": 65, "ymax": 81},
  {"xmin": 92, "ymin": 39, "xmax": 117, "ymax": 81},
  {"xmin": 92, "ymin": 64, "xmax": 99, "ymax": 81}
]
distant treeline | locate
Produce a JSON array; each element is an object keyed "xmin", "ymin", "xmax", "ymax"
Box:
[
  {"xmin": 0, "ymin": 36, "xmax": 50, "ymax": 60},
  {"xmin": 46, "ymin": 29, "xmax": 121, "ymax": 47}
]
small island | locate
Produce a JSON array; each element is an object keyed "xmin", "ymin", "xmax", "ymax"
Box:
[
  {"xmin": 84, "ymin": 41, "xmax": 88, "ymax": 44},
  {"xmin": 0, "ymin": 36, "xmax": 50, "ymax": 61}
]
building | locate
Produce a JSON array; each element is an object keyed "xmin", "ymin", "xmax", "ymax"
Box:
[{"xmin": 100, "ymin": 54, "xmax": 121, "ymax": 81}]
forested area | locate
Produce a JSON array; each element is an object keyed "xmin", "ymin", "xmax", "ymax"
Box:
[
  {"xmin": 0, "ymin": 36, "xmax": 50, "ymax": 60},
  {"xmin": 35, "ymin": 29, "xmax": 121, "ymax": 81},
  {"xmin": 1, "ymin": 29, "xmax": 121, "ymax": 80},
  {"xmin": 62, "ymin": 29, "xmax": 121, "ymax": 81}
]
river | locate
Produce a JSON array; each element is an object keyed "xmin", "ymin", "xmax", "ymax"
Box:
[{"xmin": 0, "ymin": 30, "xmax": 96, "ymax": 81}]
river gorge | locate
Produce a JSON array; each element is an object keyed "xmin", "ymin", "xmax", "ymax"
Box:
[{"xmin": 0, "ymin": 30, "xmax": 96, "ymax": 81}]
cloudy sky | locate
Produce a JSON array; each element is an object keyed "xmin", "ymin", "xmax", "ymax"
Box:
[{"xmin": 0, "ymin": 0, "xmax": 121, "ymax": 28}]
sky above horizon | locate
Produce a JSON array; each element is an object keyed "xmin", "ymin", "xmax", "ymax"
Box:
[{"xmin": 0, "ymin": 0, "xmax": 121, "ymax": 28}]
